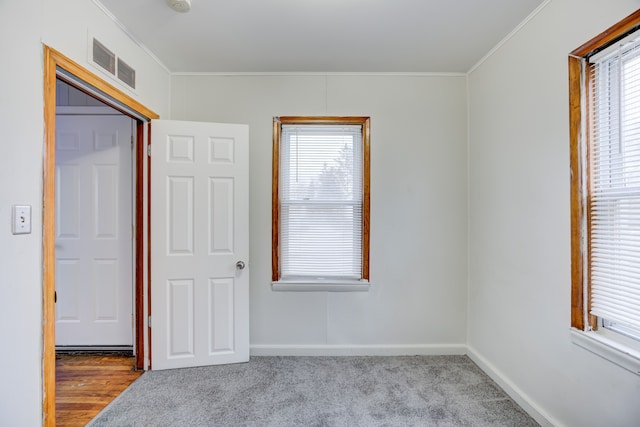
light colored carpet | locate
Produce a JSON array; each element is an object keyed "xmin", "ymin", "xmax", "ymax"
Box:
[{"xmin": 89, "ymin": 355, "xmax": 538, "ymax": 426}]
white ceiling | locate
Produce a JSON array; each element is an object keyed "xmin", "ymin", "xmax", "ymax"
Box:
[{"xmin": 97, "ymin": 0, "xmax": 545, "ymax": 73}]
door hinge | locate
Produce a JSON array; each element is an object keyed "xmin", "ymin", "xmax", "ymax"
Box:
[
  {"xmin": 131, "ymin": 136, "xmax": 134, "ymax": 150},
  {"xmin": 147, "ymin": 144, "xmax": 151, "ymax": 157},
  {"xmin": 148, "ymin": 315, "xmax": 152, "ymax": 327}
]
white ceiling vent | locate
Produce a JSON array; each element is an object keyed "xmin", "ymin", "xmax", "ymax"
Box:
[{"xmin": 91, "ymin": 37, "xmax": 137, "ymax": 91}]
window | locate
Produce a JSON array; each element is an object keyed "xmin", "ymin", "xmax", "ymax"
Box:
[
  {"xmin": 570, "ymin": 10, "xmax": 640, "ymax": 371},
  {"xmin": 272, "ymin": 117, "xmax": 370, "ymax": 291}
]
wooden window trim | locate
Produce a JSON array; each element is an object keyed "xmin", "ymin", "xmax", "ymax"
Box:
[
  {"xmin": 571, "ymin": 10, "xmax": 640, "ymax": 58},
  {"xmin": 272, "ymin": 116, "xmax": 370, "ymax": 282},
  {"xmin": 569, "ymin": 10, "xmax": 640, "ymax": 331}
]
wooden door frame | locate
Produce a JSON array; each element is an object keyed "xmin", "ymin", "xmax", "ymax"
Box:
[{"xmin": 43, "ymin": 46, "xmax": 158, "ymax": 426}]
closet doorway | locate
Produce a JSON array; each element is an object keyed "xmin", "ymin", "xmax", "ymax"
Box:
[{"xmin": 55, "ymin": 80, "xmax": 135, "ymax": 351}]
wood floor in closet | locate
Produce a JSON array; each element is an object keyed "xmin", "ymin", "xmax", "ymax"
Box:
[{"xmin": 56, "ymin": 354, "xmax": 142, "ymax": 427}]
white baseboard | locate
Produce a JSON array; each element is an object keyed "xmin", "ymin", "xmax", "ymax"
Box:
[
  {"xmin": 466, "ymin": 346, "xmax": 559, "ymax": 427},
  {"xmin": 250, "ymin": 343, "xmax": 467, "ymax": 357}
]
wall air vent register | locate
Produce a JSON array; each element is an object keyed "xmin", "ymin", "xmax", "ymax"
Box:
[{"xmin": 91, "ymin": 37, "xmax": 136, "ymax": 90}]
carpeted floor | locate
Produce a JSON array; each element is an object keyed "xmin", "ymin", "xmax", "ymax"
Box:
[{"xmin": 88, "ymin": 355, "xmax": 539, "ymax": 426}]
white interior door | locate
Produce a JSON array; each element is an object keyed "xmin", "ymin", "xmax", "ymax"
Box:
[
  {"xmin": 55, "ymin": 114, "xmax": 134, "ymax": 346},
  {"xmin": 150, "ymin": 119, "xmax": 249, "ymax": 370}
]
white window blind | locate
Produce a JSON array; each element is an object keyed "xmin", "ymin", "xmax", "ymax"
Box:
[
  {"xmin": 589, "ymin": 31, "xmax": 640, "ymax": 332},
  {"xmin": 279, "ymin": 124, "xmax": 363, "ymax": 279}
]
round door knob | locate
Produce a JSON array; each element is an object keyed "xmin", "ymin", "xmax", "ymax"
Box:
[{"xmin": 236, "ymin": 260, "xmax": 246, "ymax": 270}]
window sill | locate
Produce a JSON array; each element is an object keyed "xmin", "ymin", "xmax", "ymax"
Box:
[
  {"xmin": 271, "ymin": 280, "xmax": 370, "ymax": 292},
  {"xmin": 570, "ymin": 328, "xmax": 640, "ymax": 376}
]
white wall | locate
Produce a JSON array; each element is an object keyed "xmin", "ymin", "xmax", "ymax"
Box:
[
  {"xmin": 467, "ymin": 1, "xmax": 640, "ymax": 426},
  {"xmin": 0, "ymin": 0, "xmax": 170, "ymax": 424},
  {"xmin": 171, "ymin": 74, "xmax": 469, "ymax": 353},
  {"xmin": 0, "ymin": 2, "xmax": 45, "ymax": 425}
]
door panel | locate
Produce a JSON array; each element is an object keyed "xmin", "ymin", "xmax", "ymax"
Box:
[
  {"xmin": 55, "ymin": 115, "xmax": 134, "ymax": 346},
  {"xmin": 151, "ymin": 119, "xmax": 249, "ymax": 370}
]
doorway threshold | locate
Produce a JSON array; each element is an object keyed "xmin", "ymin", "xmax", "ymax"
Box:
[{"xmin": 56, "ymin": 345, "xmax": 133, "ymax": 356}]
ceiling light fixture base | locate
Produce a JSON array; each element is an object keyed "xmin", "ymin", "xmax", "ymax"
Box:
[{"xmin": 167, "ymin": 0, "xmax": 191, "ymax": 13}]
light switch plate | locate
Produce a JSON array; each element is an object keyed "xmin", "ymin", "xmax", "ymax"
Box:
[{"xmin": 12, "ymin": 205, "xmax": 31, "ymax": 234}]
